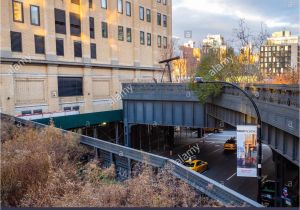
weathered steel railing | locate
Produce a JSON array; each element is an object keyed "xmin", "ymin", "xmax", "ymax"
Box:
[{"xmin": 0, "ymin": 113, "xmax": 263, "ymax": 207}]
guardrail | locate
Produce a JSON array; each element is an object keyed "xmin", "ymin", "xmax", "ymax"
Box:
[{"xmin": 0, "ymin": 113, "xmax": 263, "ymax": 207}]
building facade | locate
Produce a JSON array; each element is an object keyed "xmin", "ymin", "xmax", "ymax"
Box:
[
  {"xmin": 177, "ymin": 44, "xmax": 200, "ymax": 79},
  {"xmin": 202, "ymin": 34, "xmax": 227, "ymax": 58},
  {"xmin": 259, "ymin": 31, "xmax": 299, "ymax": 76},
  {"xmin": 0, "ymin": 0, "xmax": 172, "ymax": 123}
]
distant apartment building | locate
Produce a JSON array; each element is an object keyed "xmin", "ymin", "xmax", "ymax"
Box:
[
  {"xmin": 260, "ymin": 31, "xmax": 299, "ymax": 75},
  {"xmin": 0, "ymin": 0, "xmax": 172, "ymax": 125},
  {"xmin": 177, "ymin": 41, "xmax": 200, "ymax": 78},
  {"xmin": 202, "ymin": 34, "xmax": 227, "ymax": 59}
]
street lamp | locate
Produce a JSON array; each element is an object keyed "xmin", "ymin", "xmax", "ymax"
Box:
[{"xmin": 195, "ymin": 77, "xmax": 263, "ymax": 203}]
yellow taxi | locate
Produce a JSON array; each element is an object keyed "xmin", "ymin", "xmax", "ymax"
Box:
[
  {"xmin": 224, "ymin": 137, "xmax": 237, "ymax": 151},
  {"xmin": 184, "ymin": 159, "xmax": 208, "ymax": 173}
]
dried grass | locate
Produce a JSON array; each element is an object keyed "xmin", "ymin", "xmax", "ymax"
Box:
[{"xmin": 1, "ymin": 120, "xmax": 222, "ymax": 207}]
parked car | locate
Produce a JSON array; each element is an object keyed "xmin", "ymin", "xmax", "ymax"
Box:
[{"xmin": 224, "ymin": 137, "xmax": 237, "ymax": 151}]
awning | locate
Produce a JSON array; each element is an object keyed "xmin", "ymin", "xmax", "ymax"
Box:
[{"xmin": 33, "ymin": 110, "xmax": 123, "ymax": 130}]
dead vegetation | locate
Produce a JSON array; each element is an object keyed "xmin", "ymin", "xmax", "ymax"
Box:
[{"xmin": 1, "ymin": 119, "xmax": 222, "ymax": 207}]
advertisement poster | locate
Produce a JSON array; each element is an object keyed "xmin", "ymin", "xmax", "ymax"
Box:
[{"xmin": 237, "ymin": 125, "xmax": 257, "ymax": 177}]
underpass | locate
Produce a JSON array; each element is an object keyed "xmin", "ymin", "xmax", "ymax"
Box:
[{"xmin": 121, "ymin": 82, "xmax": 299, "ymax": 206}]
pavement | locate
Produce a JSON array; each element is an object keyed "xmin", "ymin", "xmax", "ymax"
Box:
[{"xmin": 161, "ymin": 130, "xmax": 275, "ymax": 201}]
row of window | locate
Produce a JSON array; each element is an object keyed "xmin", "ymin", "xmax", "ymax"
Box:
[
  {"xmin": 13, "ymin": 1, "xmax": 40, "ymax": 25},
  {"xmin": 85, "ymin": 0, "xmax": 168, "ymax": 9},
  {"xmin": 260, "ymin": 45, "xmax": 291, "ymax": 52},
  {"xmin": 139, "ymin": 6, "xmax": 168, "ymax": 27},
  {"xmin": 260, "ymin": 62, "xmax": 290, "ymax": 68},
  {"xmin": 55, "ymin": 9, "xmax": 168, "ymax": 39},
  {"xmin": 260, "ymin": 52, "xmax": 291, "ymax": 57},
  {"xmin": 13, "ymin": 0, "xmax": 168, "ymax": 28},
  {"xmin": 10, "ymin": 31, "xmax": 168, "ymax": 58},
  {"xmin": 260, "ymin": 57, "xmax": 291, "ymax": 63}
]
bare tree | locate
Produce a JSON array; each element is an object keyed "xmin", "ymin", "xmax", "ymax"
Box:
[{"xmin": 232, "ymin": 19, "xmax": 268, "ymax": 83}]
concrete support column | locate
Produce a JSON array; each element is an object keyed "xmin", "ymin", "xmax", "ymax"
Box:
[
  {"xmin": 43, "ymin": 0, "xmax": 57, "ymax": 60},
  {"xmin": 124, "ymin": 124, "xmax": 132, "ymax": 147},
  {"xmin": 134, "ymin": 69, "xmax": 141, "ymax": 82},
  {"xmin": 197, "ymin": 128, "xmax": 204, "ymax": 138},
  {"xmin": 93, "ymin": 126, "xmax": 98, "ymax": 138},
  {"xmin": 80, "ymin": 0, "xmax": 91, "ymax": 63},
  {"xmin": 0, "ymin": 0, "xmax": 12, "ymax": 57},
  {"xmin": 111, "ymin": 68, "xmax": 121, "ymax": 109},
  {"xmin": 131, "ymin": 0, "xmax": 140, "ymax": 68},
  {"xmin": 83, "ymin": 66, "xmax": 93, "ymax": 112},
  {"xmin": 108, "ymin": 2, "xmax": 118, "ymax": 65},
  {"xmin": 47, "ymin": 65, "xmax": 60, "ymax": 112},
  {"xmin": 115, "ymin": 122, "xmax": 119, "ymax": 144},
  {"xmin": 1, "ymin": 66, "xmax": 15, "ymax": 114},
  {"xmin": 168, "ymin": 126, "xmax": 175, "ymax": 156}
]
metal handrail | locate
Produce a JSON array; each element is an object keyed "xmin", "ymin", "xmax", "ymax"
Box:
[{"xmin": 0, "ymin": 113, "xmax": 263, "ymax": 207}]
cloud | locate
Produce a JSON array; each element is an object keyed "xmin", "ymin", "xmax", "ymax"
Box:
[{"xmin": 172, "ymin": 0, "xmax": 299, "ymax": 44}]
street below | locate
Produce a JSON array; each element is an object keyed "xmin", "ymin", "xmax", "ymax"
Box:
[{"xmin": 167, "ymin": 131, "xmax": 275, "ymax": 201}]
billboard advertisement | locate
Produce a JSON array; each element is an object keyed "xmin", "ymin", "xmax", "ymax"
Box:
[{"xmin": 237, "ymin": 125, "xmax": 257, "ymax": 177}]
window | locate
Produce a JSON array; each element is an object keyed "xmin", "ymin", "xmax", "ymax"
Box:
[
  {"xmin": 70, "ymin": 13, "xmax": 81, "ymax": 36},
  {"xmin": 157, "ymin": 13, "xmax": 161, "ymax": 25},
  {"xmin": 163, "ymin": 15, "xmax": 167, "ymax": 27},
  {"xmin": 22, "ymin": 110, "xmax": 32, "ymax": 115},
  {"xmin": 140, "ymin": 31, "xmax": 145, "ymax": 45},
  {"xmin": 102, "ymin": 22, "xmax": 108, "ymax": 38},
  {"xmin": 118, "ymin": 26, "xmax": 124, "ymax": 41},
  {"xmin": 74, "ymin": 41, "xmax": 82, "ymax": 57},
  {"xmin": 10, "ymin": 31, "xmax": 22, "ymax": 52},
  {"xmin": 56, "ymin": 39, "xmax": 64, "ymax": 56},
  {"xmin": 163, "ymin": 0, "xmax": 167, "ymax": 5},
  {"xmin": 33, "ymin": 109, "xmax": 43, "ymax": 114},
  {"xmin": 30, "ymin": 5, "xmax": 40, "ymax": 25},
  {"xmin": 71, "ymin": 0, "xmax": 80, "ymax": 4},
  {"xmin": 34, "ymin": 35, "xmax": 45, "ymax": 54},
  {"xmin": 146, "ymin": 9, "xmax": 151, "ymax": 22},
  {"xmin": 126, "ymin": 28, "xmax": 132, "ymax": 42},
  {"xmin": 163, "ymin": 36, "xmax": 167, "ymax": 48},
  {"xmin": 101, "ymin": 0, "xmax": 107, "ymax": 9},
  {"xmin": 13, "ymin": 1, "xmax": 24, "ymax": 23},
  {"xmin": 117, "ymin": 0, "xmax": 123, "ymax": 13},
  {"xmin": 58, "ymin": 77, "xmax": 83, "ymax": 97},
  {"xmin": 147, "ymin": 33, "xmax": 151, "ymax": 46},
  {"xmin": 126, "ymin": 1, "xmax": 131, "ymax": 16},
  {"xmin": 139, "ymin": 6, "xmax": 144, "ymax": 20},
  {"xmin": 64, "ymin": 107, "xmax": 72, "ymax": 111},
  {"xmin": 89, "ymin": 17, "xmax": 95, "ymax": 39},
  {"xmin": 73, "ymin": 106, "xmax": 80, "ymax": 111},
  {"xmin": 89, "ymin": 0, "xmax": 93, "ymax": 8},
  {"xmin": 55, "ymin": 9, "xmax": 66, "ymax": 34},
  {"xmin": 157, "ymin": 35, "xmax": 161, "ymax": 48},
  {"xmin": 90, "ymin": 43, "xmax": 97, "ymax": 59}
]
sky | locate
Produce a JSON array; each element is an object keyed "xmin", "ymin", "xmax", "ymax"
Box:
[{"xmin": 172, "ymin": 0, "xmax": 300, "ymax": 47}]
